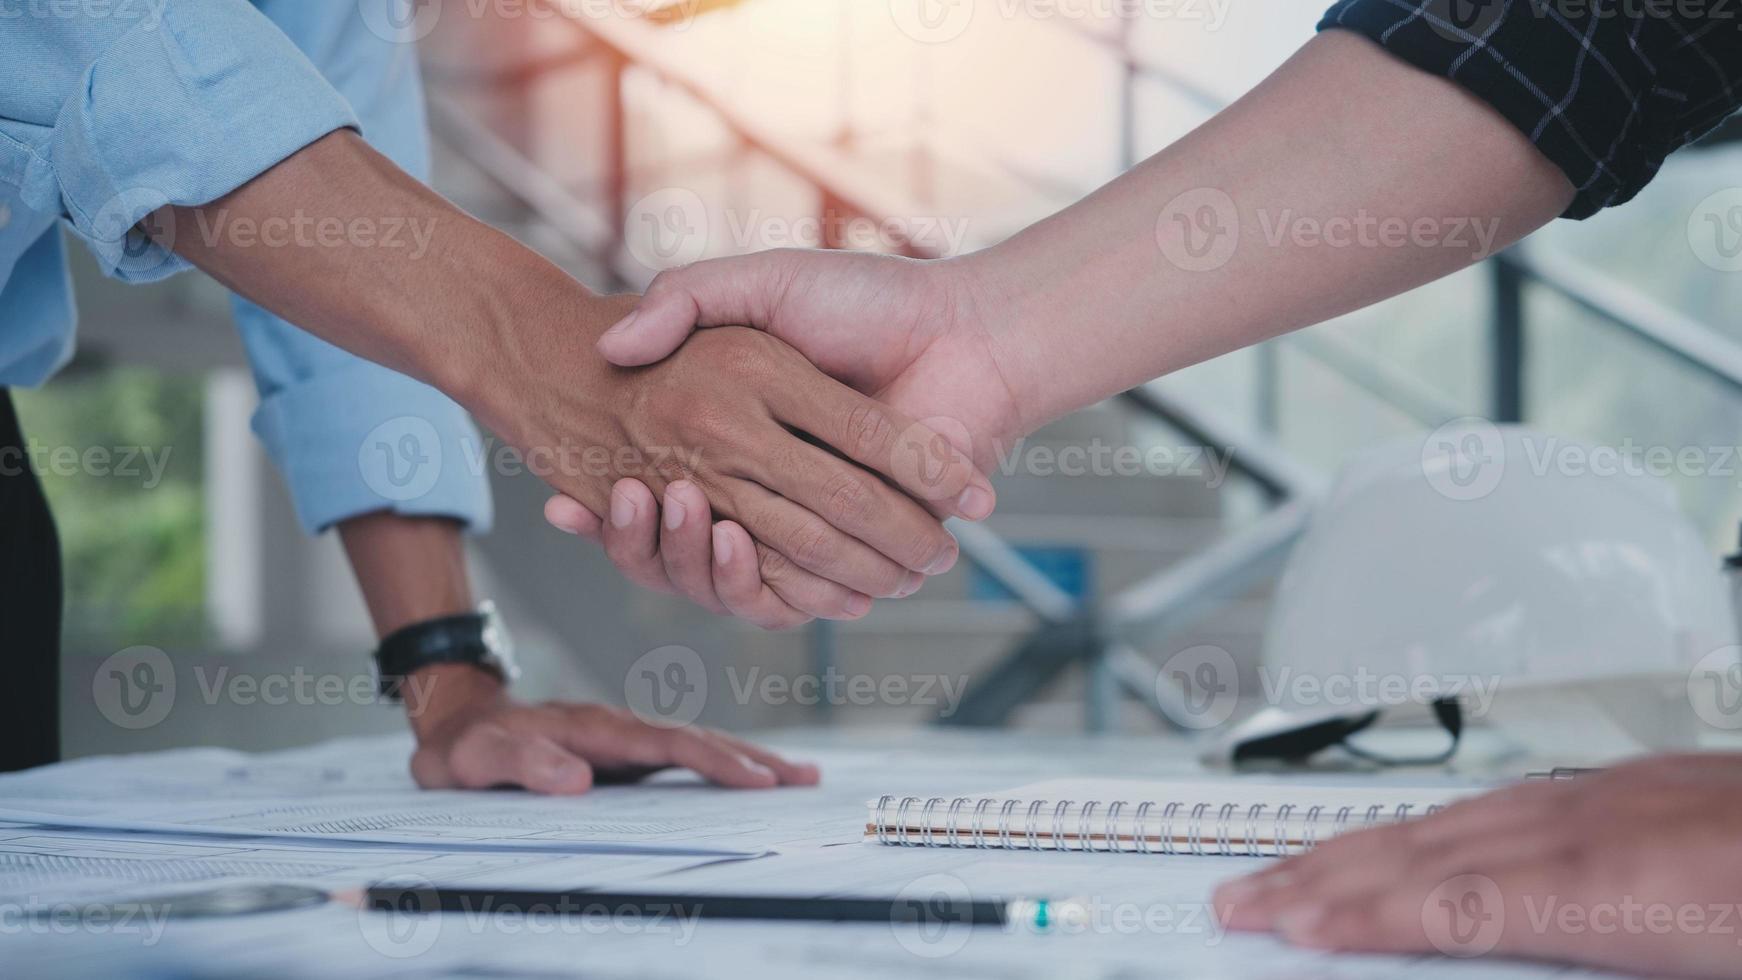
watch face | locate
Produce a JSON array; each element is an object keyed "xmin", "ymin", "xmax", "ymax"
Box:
[{"xmin": 478, "ymin": 600, "xmax": 521, "ymax": 682}]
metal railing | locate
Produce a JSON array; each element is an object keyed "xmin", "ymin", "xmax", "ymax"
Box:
[{"xmin": 422, "ymin": 0, "xmax": 1742, "ymax": 732}]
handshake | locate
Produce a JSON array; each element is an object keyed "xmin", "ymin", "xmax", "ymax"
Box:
[
  {"xmin": 163, "ymin": 132, "xmax": 1078, "ymax": 633},
  {"xmin": 509, "ymin": 249, "xmax": 1030, "ymax": 630}
]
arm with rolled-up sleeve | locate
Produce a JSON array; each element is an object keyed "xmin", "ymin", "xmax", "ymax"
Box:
[
  {"xmin": 0, "ymin": 1, "xmax": 490, "ymax": 535},
  {"xmin": 232, "ymin": 1, "xmax": 492, "ymax": 535},
  {"xmin": 1319, "ymin": 0, "xmax": 1742, "ymax": 218}
]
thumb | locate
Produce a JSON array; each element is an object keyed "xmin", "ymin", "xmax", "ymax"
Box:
[{"xmin": 596, "ymin": 253, "xmax": 791, "ymax": 366}]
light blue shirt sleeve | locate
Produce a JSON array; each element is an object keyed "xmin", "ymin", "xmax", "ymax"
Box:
[
  {"xmin": 234, "ymin": 1, "xmax": 492, "ymax": 535},
  {"xmin": 1, "ymin": 1, "xmax": 360, "ymax": 283}
]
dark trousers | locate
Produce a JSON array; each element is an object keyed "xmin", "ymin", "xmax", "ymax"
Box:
[{"xmin": 0, "ymin": 389, "xmax": 61, "ymax": 771}]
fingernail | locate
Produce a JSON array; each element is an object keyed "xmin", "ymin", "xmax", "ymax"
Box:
[
  {"xmin": 602, "ymin": 310, "xmax": 639, "ymax": 338},
  {"xmin": 896, "ymin": 571, "xmax": 925, "ymax": 597},
  {"xmin": 610, "ymin": 490, "xmax": 636, "ymax": 529},
  {"xmin": 713, "ymin": 524, "xmax": 734, "ymax": 565},
  {"xmin": 664, "ymin": 494, "xmax": 688, "ymax": 531},
  {"xmin": 924, "ymin": 543, "xmax": 959, "ymax": 576},
  {"xmin": 956, "ymin": 484, "xmax": 994, "ymax": 521},
  {"xmin": 551, "ymin": 517, "xmax": 581, "ymax": 535},
  {"xmin": 844, "ymin": 593, "xmax": 873, "ymax": 617}
]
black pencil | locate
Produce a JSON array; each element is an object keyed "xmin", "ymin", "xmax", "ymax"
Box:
[{"xmin": 361, "ymin": 884, "xmax": 1082, "ymax": 929}]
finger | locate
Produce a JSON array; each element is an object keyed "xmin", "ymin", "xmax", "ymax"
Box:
[
  {"xmin": 1221, "ymin": 785, "xmax": 1568, "ymax": 930},
  {"xmin": 1279, "ymin": 858, "xmax": 1564, "ymax": 963},
  {"xmin": 543, "ymin": 494, "xmax": 603, "ymax": 542},
  {"xmin": 657, "ymin": 727, "xmax": 781, "ymax": 789},
  {"xmin": 596, "ymin": 253, "xmax": 795, "ymax": 366},
  {"xmin": 709, "ymin": 521, "xmax": 815, "ymax": 631},
  {"xmin": 446, "ymin": 726, "xmax": 595, "ymax": 795},
  {"xmin": 743, "ymin": 436, "xmax": 961, "ymax": 583},
  {"xmin": 555, "ymin": 708, "xmax": 780, "ymax": 789},
  {"xmin": 1274, "ymin": 874, "xmax": 1444, "ymax": 957},
  {"xmin": 1232, "ymin": 780, "xmax": 1560, "ymax": 898},
  {"xmin": 754, "ymin": 540, "xmax": 880, "ymax": 621},
  {"xmin": 730, "ymin": 478, "xmax": 916, "ymax": 601},
  {"xmin": 600, "ymin": 480, "xmax": 678, "ymax": 596},
  {"xmin": 1237, "ymin": 825, "xmax": 1502, "ymax": 931},
  {"xmin": 766, "ymin": 380, "xmax": 995, "ymax": 522},
  {"xmin": 710, "ymin": 730, "xmax": 821, "ymax": 786},
  {"xmin": 658, "ymin": 480, "xmax": 729, "ymax": 615}
]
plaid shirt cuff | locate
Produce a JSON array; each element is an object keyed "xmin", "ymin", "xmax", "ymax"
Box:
[{"xmin": 1320, "ymin": 0, "xmax": 1742, "ymax": 219}]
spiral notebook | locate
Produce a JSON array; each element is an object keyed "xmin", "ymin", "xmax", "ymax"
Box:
[{"xmin": 866, "ymin": 778, "xmax": 1483, "ymax": 857}]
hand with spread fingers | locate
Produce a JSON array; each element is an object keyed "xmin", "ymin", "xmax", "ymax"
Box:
[
  {"xmin": 1213, "ymin": 755, "xmax": 1742, "ymax": 978},
  {"xmin": 404, "ymin": 664, "xmax": 819, "ymax": 794}
]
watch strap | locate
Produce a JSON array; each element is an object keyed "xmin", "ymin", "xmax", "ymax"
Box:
[{"xmin": 374, "ymin": 612, "xmax": 497, "ymax": 701}]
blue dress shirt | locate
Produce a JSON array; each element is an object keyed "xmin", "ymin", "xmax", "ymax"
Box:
[{"xmin": 0, "ymin": 0, "xmax": 492, "ymax": 534}]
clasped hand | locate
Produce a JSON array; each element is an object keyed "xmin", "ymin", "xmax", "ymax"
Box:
[
  {"xmin": 538, "ymin": 251, "xmax": 1029, "ymax": 628},
  {"xmin": 473, "ymin": 284, "xmax": 1007, "ymax": 629}
]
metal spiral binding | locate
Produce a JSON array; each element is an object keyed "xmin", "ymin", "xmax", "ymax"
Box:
[{"xmin": 877, "ymin": 792, "xmax": 1434, "ymax": 855}]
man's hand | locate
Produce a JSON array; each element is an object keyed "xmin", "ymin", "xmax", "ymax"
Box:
[
  {"xmin": 545, "ymin": 251, "xmax": 1028, "ymax": 617},
  {"xmin": 1213, "ymin": 755, "xmax": 1742, "ymax": 978},
  {"xmin": 403, "ymin": 663, "xmax": 819, "ymax": 794},
  {"xmin": 595, "ymin": 250, "xmax": 1026, "ymax": 463}
]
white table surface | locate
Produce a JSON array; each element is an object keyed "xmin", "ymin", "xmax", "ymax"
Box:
[{"xmin": 3, "ymin": 727, "xmax": 1611, "ymax": 979}]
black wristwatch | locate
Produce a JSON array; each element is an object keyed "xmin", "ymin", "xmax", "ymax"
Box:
[{"xmin": 373, "ymin": 600, "xmax": 520, "ymax": 702}]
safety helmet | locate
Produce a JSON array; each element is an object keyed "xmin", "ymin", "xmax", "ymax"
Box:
[{"xmin": 1207, "ymin": 421, "xmax": 1738, "ymax": 767}]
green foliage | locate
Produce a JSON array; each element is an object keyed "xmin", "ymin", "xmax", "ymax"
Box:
[{"xmin": 12, "ymin": 369, "xmax": 207, "ymax": 651}]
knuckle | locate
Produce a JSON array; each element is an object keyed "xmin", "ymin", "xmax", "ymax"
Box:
[
  {"xmin": 783, "ymin": 519, "xmax": 837, "ymax": 570},
  {"xmin": 651, "ymin": 451, "xmax": 695, "ymax": 485},
  {"xmin": 644, "ymin": 268, "xmax": 679, "ymax": 299},
  {"xmin": 684, "ymin": 405, "xmax": 744, "ymax": 450},
  {"xmin": 843, "ymin": 404, "xmax": 895, "ymax": 459},
  {"xmin": 663, "ymin": 726, "xmax": 704, "ymax": 751},
  {"xmin": 713, "ymin": 329, "xmax": 777, "ymax": 379},
  {"xmin": 820, "ymin": 471, "xmax": 876, "ymax": 528},
  {"xmin": 757, "ymin": 543, "xmax": 795, "ymax": 580}
]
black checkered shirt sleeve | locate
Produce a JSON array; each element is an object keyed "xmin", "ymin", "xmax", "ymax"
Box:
[{"xmin": 1319, "ymin": 0, "xmax": 1742, "ymax": 218}]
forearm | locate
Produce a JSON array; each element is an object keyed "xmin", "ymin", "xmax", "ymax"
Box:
[
  {"xmin": 337, "ymin": 511, "xmax": 473, "ymax": 637},
  {"xmin": 966, "ymin": 31, "xmax": 1575, "ymax": 433},
  {"xmin": 157, "ymin": 129, "xmax": 594, "ymax": 408},
  {"xmin": 337, "ymin": 511, "xmax": 504, "ymax": 733}
]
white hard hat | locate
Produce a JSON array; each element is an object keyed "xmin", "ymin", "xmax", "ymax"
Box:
[{"xmin": 1209, "ymin": 421, "xmax": 1738, "ymax": 767}]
